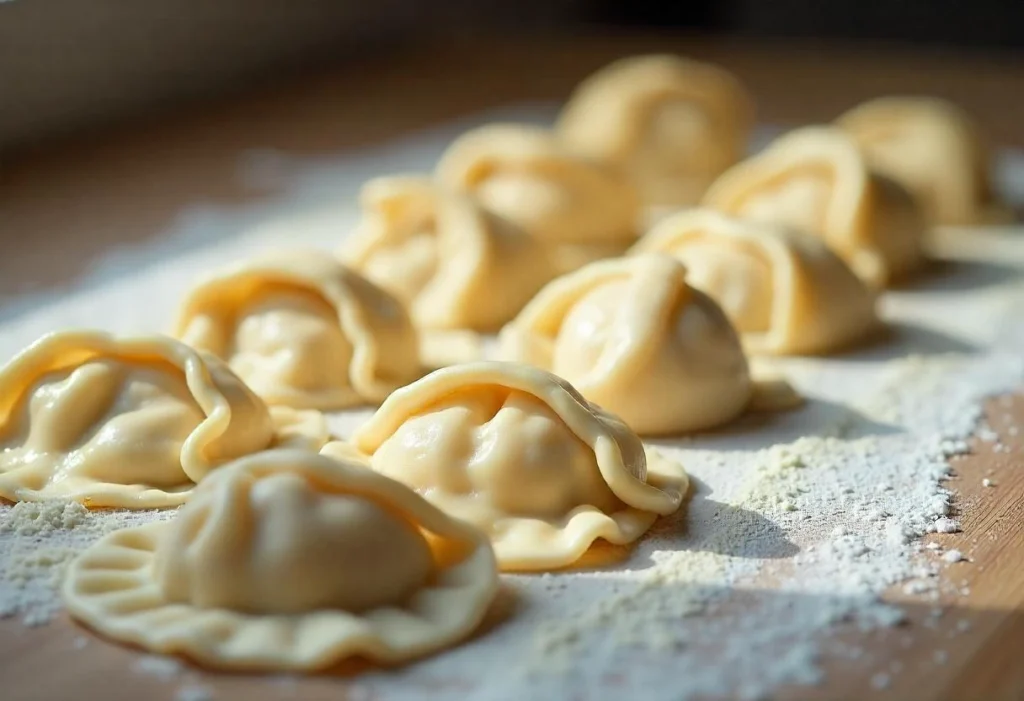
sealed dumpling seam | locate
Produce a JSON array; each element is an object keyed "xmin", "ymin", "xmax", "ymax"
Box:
[
  {"xmin": 341, "ymin": 175, "xmax": 555, "ymax": 331},
  {"xmin": 702, "ymin": 126, "xmax": 925, "ymax": 290},
  {"xmin": 500, "ymin": 254, "xmax": 753, "ymax": 435},
  {"xmin": 62, "ymin": 449, "xmax": 499, "ymax": 670},
  {"xmin": 632, "ymin": 209, "xmax": 878, "ymax": 355},
  {"xmin": 350, "ymin": 361, "xmax": 689, "ymax": 571},
  {"xmin": 0, "ymin": 330, "xmax": 275, "ymax": 508},
  {"xmin": 174, "ymin": 250, "xmax": 421, "ymax": 409}
]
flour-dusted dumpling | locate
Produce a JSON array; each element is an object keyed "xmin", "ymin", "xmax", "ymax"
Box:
[
  {"xmin": 349, "ymin": 362, "xmax": 688, "ymax": 571},
  {"xmin": 435, "ymin": 124, "xmax": 642, "ymax": 272},
  {"xmin": 340, "ymin": 175, "xmax": 555, "ymax": 331},
  {"xmin": 0, "ymin": 331, "xmax": 275, "ymax": 508},
  {"xmin": 558, "ymin": 54, "xmax": 754, "ymax": 209},
  {"xmin": 632, "ymin": 209, "xmax": 878, "ymax": 355},
  {"xmin": 837, "ymin": 97, "xmax": 1005, "ymax": 227},
  {"xmin": 174, "ymin": 250, "xmax": 421, "ymax": 409},
  {"xmin": 62, "ymin": 449, "xmax": 498, "ymax": 670},
  {"xmin": 499, "ymin": 254, "xmax": 751, "ymax": 435},
  {"xmin": 703, "ymin": 126, "xmax": 926, "ymax": 289}
]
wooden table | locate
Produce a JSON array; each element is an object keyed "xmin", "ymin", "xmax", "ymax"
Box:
[{"xmin": 2, "ymin": 35, "xmax": 1024, "ymax": 701}]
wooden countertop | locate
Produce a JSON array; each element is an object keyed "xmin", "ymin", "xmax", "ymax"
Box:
[{"xmin": 2, "ymin": 35, "xmax": 1024, "ymax": 701}]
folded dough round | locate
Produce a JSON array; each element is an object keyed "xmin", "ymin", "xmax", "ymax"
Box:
[
  {"xmin": 349, "ymin": 361, "xmax": 689, "ymax": 571},
  {"xmin": 174, "ymin": 250, "xmax": 421, "ymax": 409},
  {"xmin": 557, "ymin": 54, "xmax": 754, "ymax": 209},
  {"xmin": 703, "ymin": 126, "xmax": 926, "ymax": 289},
  {"xmin": 499, "ymin": 254, "xmax": 752, "ymax": 435},
  {"xmin": 435, "ymin": 124, "xmax": 642, "ymax": 272},
  {"xmin": 62, "ymin": 449, "xmax": 498, "ymax": 670},
  {"xmin": 837, "ymin": 96, "xmax": 1003, "ymax": 227},
  {"xmin": 0, "ymin": 330, "xmax": 275, "ymax": 508},
  {"xmin": 340, "ymin": 175, "xmax": 555, "ymax": 331},
  {"xmin": 632, "ymin": 209, "xmax": 878, "ymax": 355}
]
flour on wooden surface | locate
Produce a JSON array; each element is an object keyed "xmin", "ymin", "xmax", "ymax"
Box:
[
  {"xmin": 1, "ymin": 110, "xmax": 1023, "ymax": 700},
  {"xmin": 175, "ymin": 684, "xmax": 214, "ymax": 701},
  {"xmin": 0, "ymin": 505, "xmax": 171, "ymax": 625},
  {"xmin": 135, "ymin": 655, "xmax": 185, "ymax": 681}
]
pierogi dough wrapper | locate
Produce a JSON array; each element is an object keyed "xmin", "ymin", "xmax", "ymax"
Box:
[
  {"xmin": 703, "ymin": 126, "xmax": 927, "ymax": 290},
  {"xmin": 500, "ymin": 254, "xmax": 755, "ymax": 435},
  {"xmin": 341, "ymin": 175, "xmax": 556, "ymax": 332},
  {"xmin": 0, "ymin": 330, "xmax": 277, "ymax": 508},
  {"xmin": 557, "ymin": 54, "xmax": 755, "ymax": 209},
  {"xmin": 62, "ymin": 449, "xmax": 499, "ymax": 670},
  {"xmin": 174, "ymin": 250, "xmax": 422, "ymax": 410},
  {"xmin": 350, "ymin": 362, "xmax": 689, "ymax": 571},
  {"xmin": 837, "ymin": 96, "xmax": 1010, "ymax": 227},
  {"xmin": 632, "ymin": 208, "xmax": 878, "ymax": 355},
  {"xmin": 436, "ymin": 123, "xmax": 643, "ymax": 274}
]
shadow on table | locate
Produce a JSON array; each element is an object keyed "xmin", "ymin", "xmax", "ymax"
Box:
[
  {"xmin": 908, "ymin": 257, "xmax": 1022, "ymax": 294},
  {"xmin": 644, "ymin": 476, "xmax": 801, "ymax": 560},
  {"xmin": 836, "ymin": 321, "xmax": 980, "ymax": 363},
  {"xmin": 659, "ymin": 396, "xmax": 901, "ymax": 454}
]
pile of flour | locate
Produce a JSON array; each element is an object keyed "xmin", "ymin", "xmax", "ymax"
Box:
[{"xmin": 1, "ymin": 109, "xmax": 1023, "ymax": 700}]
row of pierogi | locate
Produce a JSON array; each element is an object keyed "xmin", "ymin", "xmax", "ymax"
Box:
[{"xmin": 0, "ymin": 54, "xmax": 1006, "ymax": 673}]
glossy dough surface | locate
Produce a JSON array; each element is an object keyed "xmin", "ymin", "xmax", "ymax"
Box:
[
  {"xmin": 837, "ymin": 96, "xmax": 1000, "ymax": 226},
  {"xmin": 62, "ymin": 449, "xmax": 499, "ymax": 670},
  {"xmin": 703, "ymin": 126, "xmax": 926, "ymax": 289},
  {"xmin": 633, "ymin": 209, "xmax": 878, "ymax": 355},
  {"xmin": 350, "ymin": 362, "xmax": 689, "ymax": 570},
  {"xmin": 435, "ymin": 124, "xmax": 642, "ymax": 272},
  {"xmin": 558, "ymin": 54, "xmax": 754, "ymax": 208},
  {"xmin": 0, "ymin": 331, "xmax": 274, "ymax": 507},
  {"xmin": 500, "ymin": 255, "xmax": 752, "ymax": 435},
  {"xmin": 174, "ymin": 250, "xmax": 421, "ymax": 409},
  {"xmin": 341, "ymin": 175, "xmax": 554, "ymax": 331}
]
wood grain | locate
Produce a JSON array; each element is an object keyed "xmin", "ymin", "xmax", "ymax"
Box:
[{"xmin": 1, "ymin": 35, "xmax": 1024, "ymax": 700}]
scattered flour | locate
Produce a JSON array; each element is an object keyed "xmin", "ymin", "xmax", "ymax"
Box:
[
  {"xmin": 1, "ymin": 114, "xmax": 1023, "ymax": 700},
  {"xmin": 943, "ymin": 550, "xmax": 966, "ymax": 564},
  {"xmin": 0, "ymin": 502, "xmax": 172, "ymax": 625},
  {"xmin": 176, "ymin": 684, "xmax": 214, "ymax": 701},
  {"xmin": 134, "ymin": 654, "xmax": 184, "ymax": 681},
  {"xmin": 0, "ymin": 500, "xmax": 89, "ymax": 536}
]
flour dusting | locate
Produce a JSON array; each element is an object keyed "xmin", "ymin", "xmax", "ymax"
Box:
[{"xmin": 1, "ymin": 108, "xmax": 1023, "ymax": 700}]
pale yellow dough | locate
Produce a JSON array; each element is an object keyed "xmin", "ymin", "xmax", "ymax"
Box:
[
  {"xmin": 349, "ymin": 361, "xmax": 689, "ymax": 571},
  {"xmin": 703, "ymin": 126, "xmax": 926, "ymax": 289},
  {"xmin": 499, "ymin": 254, "xmax": 752, "ymax": 436},
  {"xmin": 557, "ymin": 54, "xmax": 754, "ymax": 208},
  {"xmin": 632, "ymin": 209, "xmax": 878, "ymax": 355},
  {"xmin": 174, "ymin": 250, "xmax": 421, "ymax": 409},
  {"xmin": 435, "ymin": 124, "xmax": 642, "ymax": 272},
  {"xmin": 340, "ymin": 175, "xmax": 555, "ymax": 331},
  {"xmin": 62, "ymin": 449, "xmax": 498, "ymax": 670},
  {"xmin": 0, "ymin": 331, "xmax": 275, "ymax": 508},
  {"xmin": 837, "ymin": 96, "xmax": 1005, "ymax": 227}
]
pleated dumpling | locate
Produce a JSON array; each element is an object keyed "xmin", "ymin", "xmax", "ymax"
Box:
[
  {"xmin": 557, "ymin": 54, "xmax": 754, "ymax": 209},
  {"xmin": 837, "ymin": 97, "xmax": 1004, "ymax": 226},
  {"xmin": 340, "ymin": 175, "xmax": 555, "ymax": 331},
  {"xmin": 703, "ymin": 126, "xmax": 926, "ymax": 289},
  {"xmin": 499, "ymin": 254, "xmax": 752, "ymax": 435},
  {"xmin": 174, "ymin": 250, "xmax": 421, "ymax": 409},
  {"xmin": 62, "ymin": 449, "xmax": 498, "ymax": 670},
  {"xmin": 633, "ymin": 209, "xmax": 878, "ymax": 355},
  {"xmin": 435, "ymin": 124, "xmax": 642, "ymax": 271},
  {"xmin": 349, "ymin": 362, "xmax": 688, "ymax": 571},
  {"xmin": 0, "ymin": 331, "xmax": 274, "ymax": 507}
]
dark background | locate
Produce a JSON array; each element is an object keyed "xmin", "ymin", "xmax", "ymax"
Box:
[{"xmin": 1, "ymin": 0, "xmax": 1022, "ymax": 152}]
